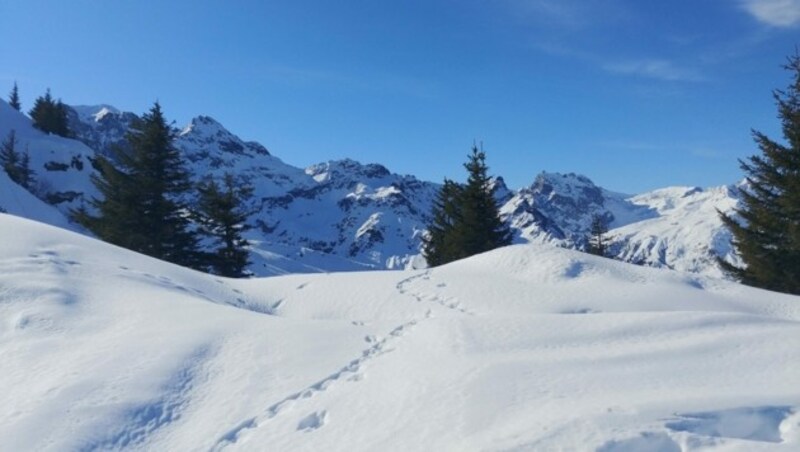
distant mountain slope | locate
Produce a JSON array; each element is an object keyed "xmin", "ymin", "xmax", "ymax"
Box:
[
  {"xmin": 62, "ymin": 104, "xmax": 440, "ymax": 274},
  {"xmin": 610, "ymin": 184, "xmax": 743, "ymax": 277},
  {"xmin": 501, "ymin": 172, "xmax": 741, "ymax": 277},
  {"xmin": 0, "ymin": 100, "xmax": 96, "ymax": 212},
  {"xmin": 3, "ymin": 99, "xmax": 743, "ymax": 277}
]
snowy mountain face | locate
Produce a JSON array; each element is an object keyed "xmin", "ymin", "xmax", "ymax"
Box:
[
  {"xmin": 66, "ymin": 105, "xmax": 137, "ymax": 159},
  {"xmin": 610, "ymin": 184, "xmax": 743, "ymax": 277},
  {"xmin": 502, "ymin": 172, "xmax": 742, "ymax": 277},
  {"xmin": 0, "ymin": 100, "xmax": 96, "ymax": 213},
  {"xmin": 4, "ymin": 99, "xmax": 743, "ymax": 277},
  {"xmin": 61, "ymin": 106, "xmax": 440, "ymax": 275},
  {"xmin": 2, "ymin": 213, "xmax": 799, "ymax": 450}
]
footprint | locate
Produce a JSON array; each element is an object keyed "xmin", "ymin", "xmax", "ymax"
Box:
[
  {"xmin": 665, "ymin": 405, "xmax": 793, "ymax": 443},
  {"xmin": 297, "ymin": 411, "xmax": 327, "ymax": 432},
  {"xmin": 561, "ymin": 308, "xmax": 598, "ymax": 314},
  {"xmin": 597, "ymin": 432, "xmax": 679, "ymax": 452}
]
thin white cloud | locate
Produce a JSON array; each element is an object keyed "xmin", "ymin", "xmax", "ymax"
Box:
[
  {"xmin": 741, "ymin": 0, "xmax": 800, "ymax": 27},
  {"xmin": 603, "ymin": 59, "xmax": 705, "ymax": 82},
  {"xmin": 501, "ymin": 0, "xmax": 631, "ymax": 30}
]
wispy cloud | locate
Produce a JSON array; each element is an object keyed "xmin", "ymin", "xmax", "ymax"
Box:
[
  {"xmin": 602, "ymin": 59, "xmax": 706, "ymax": 82},
  {"xmin": 501, "ymin": 0, "xmax": 631, "ymax": 30},
  {"xmin": 740, "ymin": 0, "xmax": 800, "ymax": 27}
]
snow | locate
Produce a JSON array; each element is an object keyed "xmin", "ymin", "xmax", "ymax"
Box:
[
  {"xmin": 611, "ymin": 184, "xmax": 742, "ymax": 277},
  {"xmin": 1, "ymin": 213, "xmax": 798, "ymax": 451},
  {"xmin": 0, "ymin": 99, "xmax": 97, "ymax": 213},
  {"xmin": 0, "ymin": 171, "xmax": 73, "ymax": 230}
]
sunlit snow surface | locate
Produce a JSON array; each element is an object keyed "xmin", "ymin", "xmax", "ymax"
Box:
[{"xmin": 1, "ymin": 213, "xmax": 798, "ymax": 451}]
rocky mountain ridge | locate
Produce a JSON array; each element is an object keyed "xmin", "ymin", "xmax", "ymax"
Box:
[{"xmin": 0, "ymin": 99, "xmax": 741, "ymax": 277}]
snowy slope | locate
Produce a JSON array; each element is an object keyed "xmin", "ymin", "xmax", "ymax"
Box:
[
  {"xmin": 1, "ymin": 213, "xmax": 799, "ymax": 451},
  {"xmin": 611, "ymin": 184, "xmax": 743, "ymax": 277},
  {"xmin": 0, "ymin": 171, "xmax": 73, "ymax": 230},
  {"xmin": 0, "ymin": 99, "xmax": 96, "ymax": 211}
]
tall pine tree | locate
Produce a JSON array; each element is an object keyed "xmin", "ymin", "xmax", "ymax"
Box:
[
  {"xmin": 196, "ymin": 173, "xmax": 253, "ymax": 278},
  {"xmin": 423, "ymin": 145, "xmax": 511, "ymax": 267},
  {"xmin": 455, "ymin": 145, "xmax": 512, "ymax": 257},
  {"xmin": 422, "ymin": 179, "xmax": 463, "ymax": 266},
  {"xmin": 8, "ymin": 82, "xmax": 21, "ymax": 111},
  {"xmin": 74, "ymin": 102, "xmax": 202, "ymax": 269},
  {"xmin": 719, "ymin": 52, "xmax": 800, "ymax": 295}
]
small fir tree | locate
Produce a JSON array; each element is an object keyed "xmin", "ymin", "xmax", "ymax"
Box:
[
  {"xmin": 8, "ymin": 82, "xmax": 21, "ymax": 111},
  {"xmin": 1, "ymin": 130, "xmax": 21, "ymax": 183},
  {"xmin": 196, "ymin": 173, "xmax": 254, "ymax": 278},
  {"xmin": 719, "ymin": 52, "xmax": 800, "ymax": 295},
  {"xmin": 17, "ymin": 147, "xmax": 35, "ymax": 190},
  {"xmin": 587, "ymin": 213, "xmax": 609, "ymax": 257},
  {"xmin": 29, "ymin": 89, "xmax": 70, "ymax": 137},
  {"xmin": 74, "ymin": 102, "xmax": 202, "ymax": 269}
]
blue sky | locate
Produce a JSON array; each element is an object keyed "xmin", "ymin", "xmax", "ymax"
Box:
[{"xmin": 1, "ymin": 0, "xmax": 799, "ymax": 193}]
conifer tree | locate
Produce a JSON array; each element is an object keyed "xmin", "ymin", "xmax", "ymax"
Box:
[
  {"xmin": 587, "ymin": 214, "xmax": 609, "ymax": 257},
  {"xmin": 454, "ymin": 145, "xmax": 512, "ymax": 257},
  {"xmin": 74, "ymin": 102, "xmax": 202, "ymax": 269},
  {"xmin": 196, "ymin": 173, "xmax": 253, "ymax": 277},
  {"xmin": 423, "ymin": 179, "xmax": 463, "ymax": 266},
  {"xmin": 423, "ymin": 145, "xmax": 511, "ymax": 267},
  {"xmin": 18, "ymin": 147, "xmax": 35, "ymax": 190},
  {"xmin": 719, "ymin": 52, "xmax": 800, "ymax": 295},
  {"xmin": 29, "ymin": 89, "xmax": 70, "ymax": 137},
  {"xmin": 1, "ymin": 130, "xmax": 21, "ymax": 183},
  {"xmin": 8, "ymin": 82, "xmax": 21, "ymax": 111}
]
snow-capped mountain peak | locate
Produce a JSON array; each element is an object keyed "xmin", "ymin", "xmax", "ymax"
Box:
[
  {"xmin": 306, "ymin": 159, "xmax": 392, "ymax": 186},
  {"xmin": 70, "ymin": 104, "xmax": 122, "ymax": 123},
  {"xmin": 178, "ymin": 115, "xmax": 270, "ymax": 158}
]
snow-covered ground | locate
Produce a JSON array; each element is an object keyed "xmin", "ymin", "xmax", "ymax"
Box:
[{"xmin": 1, "ymin": 213, "xmax": 798, "ymax": 451}]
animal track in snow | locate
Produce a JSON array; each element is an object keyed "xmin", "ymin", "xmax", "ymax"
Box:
[
  {"xmin": 396, "ymin": 271, "xmax": 472, "ymax": 315},
  {"xmin": 211, "ymin": 319, "xmax": 421, "ymax": 451},
  {"xmin": 297, "ymin": 411, "xmax": 327, "ymax": 432}
]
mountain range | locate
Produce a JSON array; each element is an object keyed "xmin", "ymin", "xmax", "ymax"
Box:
[{"xmin": 0, "ymin": 99, "xmax": 742, "ymax": 277}]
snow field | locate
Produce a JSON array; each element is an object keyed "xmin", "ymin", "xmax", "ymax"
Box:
[{"xmin": 0, "ymin": 213, "xmax": 799, "ymax": 451}]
